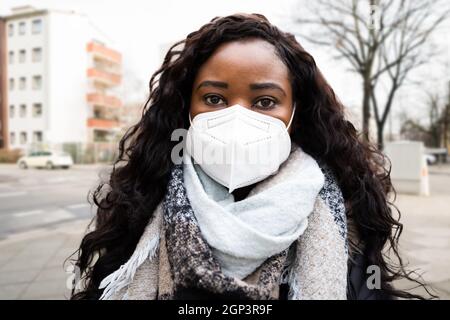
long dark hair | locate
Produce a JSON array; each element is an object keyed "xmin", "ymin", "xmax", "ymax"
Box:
[{"xmin": 69, "ymin": 13, "xmax": 431, "ymax": 299}]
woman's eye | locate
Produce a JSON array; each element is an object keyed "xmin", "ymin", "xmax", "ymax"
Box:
[
  {"xmin": 204, "ymin": 95, "xmax": 225, "ymax": 106},
  {"xmin": 254, "ymin": 98, "xmax": 276, "ymax": 109}
]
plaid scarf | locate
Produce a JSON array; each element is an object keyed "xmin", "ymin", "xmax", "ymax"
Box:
[{"xmin": 162, "ymin": 164, "xmax": 288, "ymax": 299}]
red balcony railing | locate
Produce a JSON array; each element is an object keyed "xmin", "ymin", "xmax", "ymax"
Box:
[
  {"xmin": 86, "ymin": 42, "xmax": 122, "ymax": 65},
  {"xmin": 87, "ymin": 93, "xmax": 122, "ymax": 108},
  {"xmin": 87, "ymin": 118, "xmax": 120, "ymax": 129},
  {"xmin": 87, "ymin": 68, "xmax": 121, "ymax": 87}
]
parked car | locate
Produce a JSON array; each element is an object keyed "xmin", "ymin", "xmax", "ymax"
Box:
[
  {"xmin": 17, "ymin": 151, "xmax": 73, "ymax": 169},
  {"xmin": 424, "ymin": 154, "xmax": 437, "ymax": 165}
]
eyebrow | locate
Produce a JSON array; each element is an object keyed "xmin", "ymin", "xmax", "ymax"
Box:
[
  {"xmin": 196, "ymin": 80, "xmax": 228, "ymax": 90},
  {"xmin": 196, "ymin": 80, "xmax": 287, "ymax": 96},
  {"xmin": 249, "ymin": 82, "xmax": 286, "ymax": 96}
]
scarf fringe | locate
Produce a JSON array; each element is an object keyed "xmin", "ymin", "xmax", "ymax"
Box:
[
  {"xmin": 286, "ymin": 260, "xmax": 302, "ymax": 299},
  {"xmin": 99, "ymin": 234, "xmax": 160, "ymax": 300},
  {"xmin": 279, "ymin": 245, "xmax": 302, "ymax": 300}
]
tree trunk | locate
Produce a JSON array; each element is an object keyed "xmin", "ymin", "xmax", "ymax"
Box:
[
  {"xmin": 444, "ymin": 104, "xmax": 449, "ymax": 150},
  {"xmin": 362, "ymin": 79, "xmax": 372, "ymax": 142},
  {"xmin": 377, "ymin": 121, "xmax": 385, "ymax": 150}
]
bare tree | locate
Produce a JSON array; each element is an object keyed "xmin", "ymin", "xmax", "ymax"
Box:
[
  {"xmin": 293, "ymin": 0, "xmax": 449, "ymax": 148},
  {"xmin": 443, "ymin": 81, "xmax": 450, "ymax": 150},
  {"xmin": 399, "ymin": 87, "xmax": 450, "ymax": 148}
]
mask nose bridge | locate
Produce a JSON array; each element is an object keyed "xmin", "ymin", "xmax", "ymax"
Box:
[
  {"xmin": 189, "ymin": 103, "xmax": 296, "ymax": 131},
  {"xmin": 189, "ymin": 105, "xmax": 244, "ymax": 129}
]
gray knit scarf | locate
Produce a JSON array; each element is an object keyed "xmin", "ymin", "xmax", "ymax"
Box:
[
  {"xmin": 182, "ymin": 144, "xmax": 325, "ymax": 280},
  {"xmin": 98, "ymin": 148, "xmax": 349, "ymax": 300}
]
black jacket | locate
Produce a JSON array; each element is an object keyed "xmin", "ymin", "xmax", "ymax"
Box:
[{"xmin": 346, "ymin": 251, "xmax": 393, "ymax": 300}]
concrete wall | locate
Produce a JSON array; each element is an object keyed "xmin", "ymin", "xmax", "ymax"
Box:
[{"xmin": 46, "ymin": 11, "xmax": 89, "ymax": 144}]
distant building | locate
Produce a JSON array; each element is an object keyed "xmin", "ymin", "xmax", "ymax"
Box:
[
  {"xmin": 1, "ymin": 5, "xmax": 122, "ymax": 157},
  {"xmin": 0, "ymin": 17, "xmax": 7, "ymax": 149},
  {"xmin": 120, "ymin": 102, "xmax": 144, "ymax": 134}
]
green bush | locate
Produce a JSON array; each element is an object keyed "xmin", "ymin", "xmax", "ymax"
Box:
[{"xmin": 0, "ymin": 148, "xmax": 24, "ymax": 163}]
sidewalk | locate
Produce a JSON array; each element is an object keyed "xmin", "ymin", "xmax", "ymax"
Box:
[
  {"xmin": 394, "ymin": 193, "xmax": 450, "ymax": 299},
  {"xmin": 391, "ymin": 163, "xmax": 450, "ymax": 298},
  {"xmin": 0, "ymin": 219, "xmax": 91, "ymax": 300},
  {"xmin": 0, "ymin": 166, "xmax": 449, "ymax": 300}
]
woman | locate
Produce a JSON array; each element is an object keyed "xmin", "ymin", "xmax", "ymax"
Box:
[{"xmin": 70, "ymin": 13, "xmax": 429, "ymax": 300}]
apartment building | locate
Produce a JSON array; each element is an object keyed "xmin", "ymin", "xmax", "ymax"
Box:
[
  {"xmin": 0, "ymin": 17, "xmax": 7, "ymax": 149},
  {"xmin": 2, "ymin": 5, "xmax": 122, "ymax": 153}
]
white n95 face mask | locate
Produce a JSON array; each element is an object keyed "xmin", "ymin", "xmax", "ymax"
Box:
[{"xmin": 185, "ymin": 104, "xmax": 296, "ymax": 193}]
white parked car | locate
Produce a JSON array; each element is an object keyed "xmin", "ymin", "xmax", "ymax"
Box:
[
  {"xmin": 424, "ymin": 154, "xmax": 437, "ymax": 165},
  {"xmin": 17, "ymin": 151, "xmax": 74, "ymax": 169}
]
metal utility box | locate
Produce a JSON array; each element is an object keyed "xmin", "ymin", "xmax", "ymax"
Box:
[{"xmin": 384, "ymin": 141, "xmax": 429, "ymax": 196}]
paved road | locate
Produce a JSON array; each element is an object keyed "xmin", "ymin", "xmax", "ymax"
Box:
[{"xmin": 0, "ymin": 164, "xmax": 110, "ymax": 239}]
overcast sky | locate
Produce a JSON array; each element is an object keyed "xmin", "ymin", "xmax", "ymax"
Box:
[{"xmin": 2, "ymin": 0, "xmax": 449, "ymax": 134}]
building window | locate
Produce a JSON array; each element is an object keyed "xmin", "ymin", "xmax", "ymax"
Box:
[
  {"xmin": 32, "ymin": 103, "xmax": 42, "ymax": 117},
  {"xmin": 19, "ymin": 22, "xmax": 26, "ymax": 35},
  {"xmin": 10, "ymin": 132, "xmax": 16, "ymax": 145},
  {"xmin": 20, "ymin": 132, "xmax": 27, "ymax": 144},
  {"xmin": 93, "ymin": 130, "xmax": 110, "ymax": 142},
  {"xmin": 9, "ymin": 105, "xmax": 15, "ymax": 118},
  {"xmin": 8, "ymin": 23, "xmax": 14, "ymax": 36},
  {"xmin": 19, "ymin": 49, "xmax": 26, "ymax": 63},
  {"xmin": 32, "ymin": 48, "xmax": 42, "ymax": 62},
  {"xmin": 8, "ymin": 51, "xmax": 14, "ymax": 64},
  {"xmin": 32, "ymin": 75, "xmax": 42, "ymax": 90},
  {"xmin": 32, "ymin": 19, "xmax": 42, "ymax": 34},
  {"xmin": 9, "ymin": 78, "xmax": 15, "ymax": 91},
  {"xmin": 33, "ymin": 131, "xmax": 43, "ymax": 143},
  {"xmin": 19, "ymin": 77, "xmax": 26, "ymax": 90},
  {"xmin": 94, "ymin": 110, "xmax": 101, "ymax": 118},
  {"xmin": 20, "ymin": 104, "xmax": 27, "ymax": 117}
]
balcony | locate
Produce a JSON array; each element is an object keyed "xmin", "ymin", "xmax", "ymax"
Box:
[
  {"xmin": 87, "ymin": 68, "xmax": 121, "ymax": 87},
  {"xmin": 87, "ymin": 93, "xmax": 122, "ymax": 108},
  {"xmin": 86, "ymin": 41, "xmax": 122, "ymax": 65},
  {"xmin": 87, "ymin": 118, "xmax": 120, "ymax": 129}
]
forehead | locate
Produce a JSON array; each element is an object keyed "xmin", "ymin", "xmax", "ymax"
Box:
[{"xmin": 194, "ymin": 38, "xmax": 291, "ymax": 84}]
